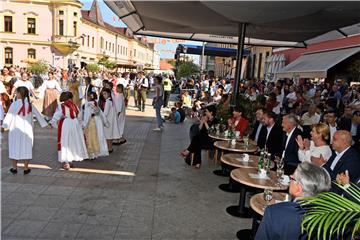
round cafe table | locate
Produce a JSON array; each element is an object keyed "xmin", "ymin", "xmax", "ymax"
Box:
[
  {"xmin": 208, "ymin": 132, "xmax": 232, "ymax": 141},
  {"xmin": 236, "ymin": 192, "xmax": 288, "ymax": 240},
  {"xmin": 212, "ymin": 140, "xmax": 257, "ymax": 177},
  {"xmin": 218, "ymin": 154, "xmax": 259, "ymax": 193},
  {"xmin": 226, "ymin": 168, "xmax": 288, "ymax": 218}
]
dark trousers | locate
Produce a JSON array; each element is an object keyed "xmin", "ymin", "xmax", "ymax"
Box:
[
  {"xmin": 163, "ymin": 91, "xmax": 171, "ymax": 107},
  {"xmin": 187, "ymin": 133, "xmax": 213, "ymax": 165}
]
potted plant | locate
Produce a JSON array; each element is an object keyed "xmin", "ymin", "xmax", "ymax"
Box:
[{"xmin": 300, "ymin": 183, "xmax": 360, "ymax": 240}]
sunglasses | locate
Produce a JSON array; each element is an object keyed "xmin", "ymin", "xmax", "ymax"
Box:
[{"xmin": 290, "ymin": 176, "xmax": 297, "ymax": 182}]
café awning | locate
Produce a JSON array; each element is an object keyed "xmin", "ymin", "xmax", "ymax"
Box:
[
  {"xmin": 276, "ymin": 46, "xmax": 360, "ymax": 79},
  {"xmin": 105, "ymin": 1, "xmax": 360, "ymax": 47}
]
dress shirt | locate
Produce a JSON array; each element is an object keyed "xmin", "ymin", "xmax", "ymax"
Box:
[
  {"xmin": 330, "ymin": 146, "xmax": 351, "ymax": 170},
  {"xmin": 329, "ymin": 124, "xmax": 337, "ymax": 143},
  {"xmin": 255, "ymin": 123, "xmax": 263, "ymax": 142},
  {"xmin": 266, "ymin": 123, "xmax": 274, "ymax": 142}
]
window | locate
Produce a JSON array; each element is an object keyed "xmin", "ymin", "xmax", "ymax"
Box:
[
  {"xmin": 5, "ymin": 47, "xmax": 13, "ymax": 65},
  {"xmin": 82, "ymin": 36, "xmax": 84, "ymax": 46},
  {"xmin": 117, "ymin": 45, "xmax": 119, "ymax": 54},
  {"xmin": 100, "ymin": 37, "xmax": 104, "ymax": 49},
  {"xmin": 59, "ymin": 20, "xmax": 64, "ymax": 36},
  {"xmin": 73, "ymin": 21, "xmax": 77, "ymax": 36},
  {"xmin": 28, "ymin": 48, "xmax": 36, "ymax": 59},
  {"xmin": 112, "ymin": 43, "xmax": 114, "ymax": 53},
  {"xmin": 105, "ymin": 41, "xmax": 108, "ymax": 50},
  {"xmin": 59, "ymin": 10, "xmax": 64, "ymax": 15},
  {"xmin": 134, "ymin": 49, "xmax": 136, "ymax": 57},
  {"xmin": 92, "ymin": 37, "xmax": 94, "ymax": 48},
  {"xmin": 74, "ymin": 12, "xmax": 77, "ymax": 17},
  {"xmin": 130, "ymin": 50, "xmax": 132, "ymax": 57},
  {"xmin": 27, "ymin": 18, "xmax": 36, "ymax": 34},
  {"xmin": 4, "ymin": 16, "xmax": 12, "ymax": 32},
  {"xmin": 87, "ymin": 35, "xmax": 89, "ymax": 47}
]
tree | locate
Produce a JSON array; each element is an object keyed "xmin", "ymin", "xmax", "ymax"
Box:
[
  {"xmin": 177, "ymin": 60, "xmax": 199, "ymax": 78},
  {"xmin": 27, "ymin": 60, "xmax": 49, "ymax": 88},
  {"xmin": 86, "ymin": 63, "xmax": 100, "ymax": 73},
  {"xmin": 98, "ymin": 57, "xmax": 117, "ymax": 70},
  {"xmin": 27, "ymin": 60, "xmax": 49, "ymax": 75},
  {"xmin": 346, "ymin": 59, "xmax": 360, "ymax": 82}
]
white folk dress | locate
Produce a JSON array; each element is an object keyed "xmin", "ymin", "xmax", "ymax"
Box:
[
  {"xmin": 2, "ymin": 99, "xmax": 48, "ymax": 160},
  {"xmin": 82, "ymin": 101, "xmax": 109, "ymax": 158},
  {"xmin": 114, "ymin": 93, "xmax": 126, "ymax": 138},
  {"xmin": 50, "ymin": 101, "xmax": 88, "ymax": 163},
  {"xmin": 102, "ymin": 98, "xmax": 121, "ymax": 140}
]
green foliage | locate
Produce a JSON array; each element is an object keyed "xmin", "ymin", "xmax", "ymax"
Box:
[
  {"xmin": 300, "ymin": 183, "xmax": 360, "ymax": 240},
  {"xmin": 98, "ymin": 57, "xmax": 117, "ymax": 70},
  {"xmin": 86, "ymin": 63, "xmax": 100, "ymax": 73},
  {"xmin": 234, "ymin": 94, "xmax": 264, "ymax": 131},
  {"xmin": 346, "ymin": 59, "xmax": 360, "ymax": 82},
  {"xmin": 177, "ymin": 60, "xmax": 199, "ymax": 78},
  {"xmin": 27, "ymin": 61, "xmax": 49, "ymax": 75}
]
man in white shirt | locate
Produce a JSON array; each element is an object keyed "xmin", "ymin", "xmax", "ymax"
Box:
[
  {"xmin": 301, "ymin": 103, "xmax": 321, "ymax": 138},
  {"xmin": 137, "ymin": 71, "xmax": 149, "ymax": 112}
]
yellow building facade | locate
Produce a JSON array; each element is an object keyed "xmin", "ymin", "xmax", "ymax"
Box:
[{"xmin": 0, "ymin": 0, "xmax": 160, "ymax": 70}]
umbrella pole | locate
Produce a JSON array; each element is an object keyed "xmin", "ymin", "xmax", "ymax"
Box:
[{"xmin": 232, "ymin": 22, "xmax": 247, "ymax": 108}]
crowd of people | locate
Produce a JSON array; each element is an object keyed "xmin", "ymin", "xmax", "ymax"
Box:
[
  {"xmin": 1, "ymin": 64, "xmax": 359, "ymax": 238},
  {"xmin": 173, "ymin": 74, "xmax": 359, "ymax": 239},
  {"xmin": 0, "ymin": 66, "xmax": 174, "ymax": 171}
]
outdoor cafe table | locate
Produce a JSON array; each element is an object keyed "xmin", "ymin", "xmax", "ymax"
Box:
[
  {"xmin": 236, "ymin": 192, "xmax": 288, "ymax": 240},
  {"xmin": 226, "ymin": 168, "xmax": 288, "ymax": 218},
  {"xmin": 212, "ymin": 141, "xmax": 257, "ymax": 177},
  {"xmin": 208, "ymin": 132, "xmax": 232, "ymax": 141},
  {"xmin": 218, "ymin": 153, "xmax": 259, "ymax": 193}
]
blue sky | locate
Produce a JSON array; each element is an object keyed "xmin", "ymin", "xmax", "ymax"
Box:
[{"xmin": 80, "ymin": 0, "xmax": 201, "ymax": 62}]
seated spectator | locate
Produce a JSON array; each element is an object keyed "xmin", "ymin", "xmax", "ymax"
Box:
[
  {"xmin": 255, "ymin": 162, "xmax": 331, "ymax": 240},
  {"xmin": 296, "ymin": 123, "xmax": 332, "ymax": 166},
  {"xmin": 227, "ymin": 106, "xmax": 248, "ymax": 137},
  {"xmin": 338, "ymin": 110, "xmax": 360, "ymax": 145},
  {"xmin": 180, "ymin": 105, "xmax": 218, "ymax": 169},
  {"xmin": 323, "ymin": 130, "xmax": 360, "ymax": 194},
  {"xmin": 181, "ymin": 91, "xmax": 192, "ymax": 108},
  {"xmin": 323, "ymin": 110, "xmax": 338, "ymax": 143},
  {"xmin": 301, "ymin": 103, "xmax": 321, "ymax": 138},
  {"xmin": 250, "ymin": 108, "xmax": 266, "ymax": 143},
  {"xmin": 261, "ymin": 111, "xmax": 284, "ymax": 158},
  {"xmin": 281, "ymin": 114, "xmax": 303, "ymax": 175},
  {"xmin": 166, "ymin": 107, "xmax": 181, "ymax": 124},
  {"xmin": 175, "ymin": 101, "xmax": 186, "ymax": 123}
]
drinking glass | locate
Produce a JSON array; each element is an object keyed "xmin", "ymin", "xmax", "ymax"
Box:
[
  {"xmin": 263, "ymin": 189, "xmax": 273, "ymax": 206},
  {"xmin": 243, "ymin": 135, "xmax": 249, "ymax": 149}
]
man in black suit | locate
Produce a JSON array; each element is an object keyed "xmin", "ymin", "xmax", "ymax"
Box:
[
  {"xmin": 250, "ymin": 108, "xmax": 266, "ymax": 144},
  {"xmin": 323, "ymin": 130, "xmax": 360, "ymax": 194},
  {"xmin": 262, "ymin": 111, "xmax": 284, "ymax": 157},
  {"xmin": 281, "ymin": 114, "xmax": 303, "ymax": 175},
  {"xmin": 255, "ymin": 162, "xmax": 331, "ymax": 240}
]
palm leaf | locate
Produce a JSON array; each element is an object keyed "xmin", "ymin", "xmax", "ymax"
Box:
[{"xmin": 300, "ymin": 183, "xmax": 360, "ymax": 240}]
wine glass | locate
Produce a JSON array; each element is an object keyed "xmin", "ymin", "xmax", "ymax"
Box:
[
  {"xmin": 263, "ymin": 189, "xmax": 273, "ymax": 206},
  {"xmin": 243, "ymin": 134, "xmax": 249, "ymax": 149},
  {"xmin": 276, "ymin": 157, "xmax": 285, "ymax": 185}
]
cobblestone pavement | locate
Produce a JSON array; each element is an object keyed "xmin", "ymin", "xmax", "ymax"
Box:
[{"xmin": 1, "ymin": 96, "xmax": 251, "ymax": 240}]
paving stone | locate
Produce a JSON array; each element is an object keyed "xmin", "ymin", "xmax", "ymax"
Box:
[
  {"xmin": 37, "ymin": 222, "xmax": 82, "ymax": 239},
  {"xmin": 18, "ymin": 206, "xmax": 58, "ymax": 221},
  {"xmin": 75, "ymin": 224, "xmax": 117, "ymax": 240},
  {"xmin": 2, "ymin": 219, "xmax": 47, "ymax": 238}
]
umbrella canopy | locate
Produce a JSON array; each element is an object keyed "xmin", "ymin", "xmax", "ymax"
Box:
[{"xmin": 105, "ymin": 1, "xmax": 360, "ymax": 47}]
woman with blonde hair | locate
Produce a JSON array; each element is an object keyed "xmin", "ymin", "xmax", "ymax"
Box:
[{"xmin": 296, "ymin": 123, "xmax": 332, "ymax": 166}]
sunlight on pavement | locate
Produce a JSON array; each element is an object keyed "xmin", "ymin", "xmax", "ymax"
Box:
[
  {"xmin": 17, "ymin": 163, "xmax": 52, "ymax": 169},
  {"xmin": 64, "ymin": 167, "xmax": 136, "ymax": 176}
]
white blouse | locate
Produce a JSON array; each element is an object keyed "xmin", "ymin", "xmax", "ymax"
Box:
[{"xmin": 298, "ymin": 141, "xmax": 332, "ymax": 165}]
